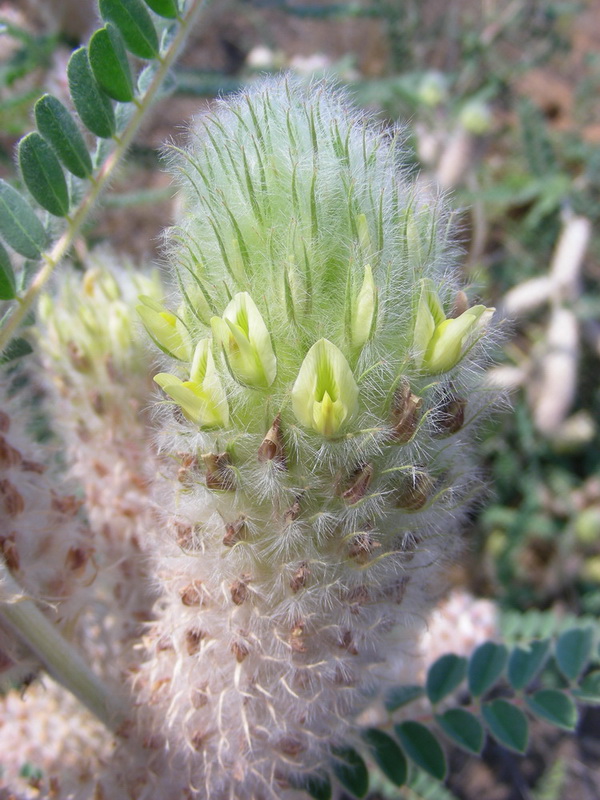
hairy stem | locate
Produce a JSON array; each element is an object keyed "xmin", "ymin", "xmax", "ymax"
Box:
[
  {"xmin": 0, "ymin": 560, "xmax": 127, "ymax": 732},
  {"xmin": 0, "ymin": 0, "xmax": 206, "ymax": 354}
]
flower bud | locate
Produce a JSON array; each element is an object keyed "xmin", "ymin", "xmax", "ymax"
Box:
[
  {"xmin": 292, "ymin": 339, "xmax": 358, "ymax": 437},
  {"xmin": 413, "ymin": 280, "xmax": 494, "ymax": 374},
  {"xmin": 351, "ymin": 264, "xmax": 377, "ymax": 349},
  {"xmin": 137, "ymin": 295, "xmax": 192, "ymax": 361},
  {"xmin": 211, "ymin": 292, "xmax": 276, "ymax": 388},
  {"xmin": 423, "ymin": 305, "xmax": 491, "ymax": 374},
  {"xmin": 154, "ymin": 339, "xmax": 229, "ymax": 428}
]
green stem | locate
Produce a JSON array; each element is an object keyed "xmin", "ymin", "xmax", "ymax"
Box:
[
  {"xmin": 0, "ymin": 560, "xmax": 126, "ymax": 732},
  {"xmin": 0, "ymin": 0, "xmax": 207, "ymax": 354}
]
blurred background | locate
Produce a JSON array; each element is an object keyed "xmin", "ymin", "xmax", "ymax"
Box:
[{"xmin": 1, "ymin": 1, "xmax": 599, "ymax": 797}]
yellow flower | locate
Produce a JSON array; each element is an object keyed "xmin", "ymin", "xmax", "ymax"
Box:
[
  {"xmin": 292, "ymin": 339, "xmax": 358, "ymax": 437},
  {"xmin": 211, "ymin": 292, "xmax": 276, "ymax": 388},
  {"xmin": 154, "ymin": 339, "xmax": 229, "ymax": 428},
  {"xmin": 136, "ymin": 295, "xmax": 192, "ymax": 361},
  {"xmin": 413, "ymin": 280, "xmax": 494, "ymax": 374}
]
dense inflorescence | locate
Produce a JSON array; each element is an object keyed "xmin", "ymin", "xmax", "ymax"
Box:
[
  {"xmin": 38, "ymin": 259, "xmax": 164, "ymax": 680},
  {"xmin": 0, "ymin": 375, "xmax": 92, "ymax": 692},
  {"xmin": 135, "ymin": 78, "xmax": 496, "ymax": 799}
]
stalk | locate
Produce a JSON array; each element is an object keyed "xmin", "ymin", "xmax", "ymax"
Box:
[{"xmin": 0, "ymin": 559, "xmax": 127, "ymax": 732}]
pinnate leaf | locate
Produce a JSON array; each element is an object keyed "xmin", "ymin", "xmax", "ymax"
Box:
[
  {"xmin": 330, "ymin": 746, "xmax": 369, "ymax": 798},
  {"xmin": 35, "ymin": 95, "xmax": 93, "ymax": 179},
  {"xmin": 18, "ymin": 132, "xmax": 69, "ymax": 217},
  {"xmin": 67, "ymin": 47, "xmax": 116, "ymax": 139},
  {"xmin": 426, "ymin": 654, "xmax": 467, "ymax": 704},
  {"xmin": 99, "ymin": 0, "xmax": 159, "ymax": 59},
  {"xmin": 0, "ymin": 241, "xmax": 16, "ymax": 300},
  {"xmin": 361, "ymin": 728, "xmax": 408, "ymax": 786},
  {"xmin": 526, "ymin": 689, "xmax": 577, "ymax": 730},
  {"xmin": 482, "ymin": 699, "xmax": 529, "ymax": 754},
  {"xmin": 0, "ymin": 180, "xmax": 46, "ymax": 259},
  {"xmin": 468, "ymin": 641, "xmax": 508, "ymax": 697},
  {"xmin": 555, "ymin": 627, "xmax": 594, "ymax": 682},
  {"xmin": 436, "ymin": 708, "xmax": 485, "ymax": 754},
  {"xmin": 508, "ymin": 639, "xmax": 550, "ymax": 691},
  {"xmin": 89, "ymin": 24, "xmax": 134, "ymax": 103},
  {"xmin": 394, "ymin": 721, "xmax": 447, "ymax": 781}
]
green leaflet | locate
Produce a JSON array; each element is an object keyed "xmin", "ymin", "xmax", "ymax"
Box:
[
  {"xmin": 89, "ymin": 24, "xmax": 135, "ymax": 103},
  {"xmin": 67, "ymin": 47, "xmax": 116, "ymax": 139},
  {"xmin": 34, "ymin": 95, "xmax": 93, "ymax": 179},
  {"xmin": 435, "ymin": 708, "xmax": 485, "ymax": 755},
  {"xmin": 0, "ymin": 180, "xmax": 47, "ymax": 259},
  {"xmin": 482, "ymin": 699, "xmax": 529, "ymax": 754},
  {"xmin": 361, "ymin": 728, "xmax": 408, "ymax": 786},
  {"xmin": 572, "ymin": 669, "xmax": 600, "ymax": 703},
  {"xmin": 18, "ymin": 132, "xmax": 70, "ymax": 217},
  {"xmin": 394, "ymin": 721, "xmax": 447, "ymax": 781},
  {"xmin": 555, "ymin": 627, "xmax": 594, "ymax": 682},
  {"xmin": 99, "ymin": 0, "xmax": 159, "ymax": 59},
  {"xmin": 330, "ymin": 746, "xmax": 369, "ymax": 798},
  {"xmin": 0, "ymin": 336, "xmax": 33, "ymax": 363},
  {"xmin": 384, "ymin": 684, "xmax": 425, "ymax": 712},
  {"xmin": 143, "ymin": 0, "xmax": 179, "ymax": 18},
  {"xmin": 468, "ymin": 641, "xmax": 508, "ymax": 697},
  {"xmin": 426, "ymin": 654, "xmax": 467, "ymax": 705},
  {"xmin": 526, "ymin": 690, "xmax": 578, "ymax": 731},
  {"xmin": 0, "ymin": 241, "xmax": 16, "ymax": 300},
  {"xmin": 289, "ymin": 772, "xmax": 332, "ymax": 800},
  {"xmin": 508, "ymin": 639, "xmax": 551, "ymax": 691}
]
